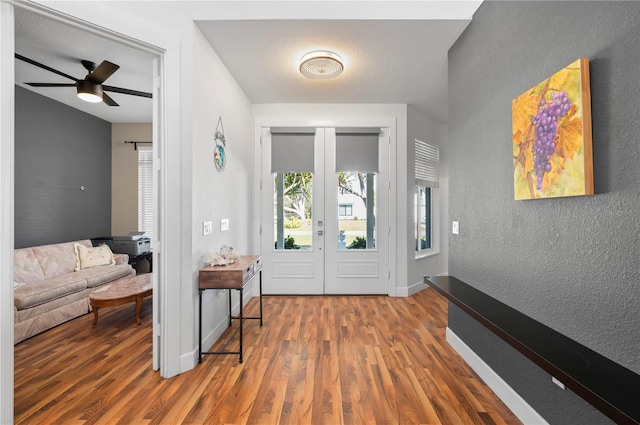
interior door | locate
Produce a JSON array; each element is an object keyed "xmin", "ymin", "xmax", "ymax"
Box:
[{"xmin": 260, "ymin": 126, "xmax": 389, "ymax": 295}]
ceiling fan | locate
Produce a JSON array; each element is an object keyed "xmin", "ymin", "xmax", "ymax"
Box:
[{"xmin": 15, "ymin": 53, "xmax": 152, "ymax": 106}]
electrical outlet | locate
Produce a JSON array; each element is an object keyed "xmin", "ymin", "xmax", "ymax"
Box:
[
  {"xmin": 203, "ymin": 221, "xmax": 213, "ymax": 236},
  {"xmin": 452, "ymin": 221, "xmax": 460, "ymax": 235},
  {"xmin": 220, "ymin": 218, "xmax": 229, "ymax": 232}
]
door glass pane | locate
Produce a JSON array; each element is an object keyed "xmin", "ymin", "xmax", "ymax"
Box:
[
  {"xmin": 337, "ymin": 172, "xmax": 376, "ymax": 250},
  {"xmin": 274, "ymin": 172, "xmax": 312, "ymax": 250}
]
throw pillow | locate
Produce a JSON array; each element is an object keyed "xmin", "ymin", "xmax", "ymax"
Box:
[{"xmin": 74, "ymin": 243, "xmax": 116, "ymax": 270}]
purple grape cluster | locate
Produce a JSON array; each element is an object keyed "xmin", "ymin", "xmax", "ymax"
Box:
[{"xmin": 531, "ymin": 91, "xmax": 571, "ymax": 190}]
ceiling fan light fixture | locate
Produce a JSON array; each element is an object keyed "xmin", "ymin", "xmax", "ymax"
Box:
[
  {"xmin": 76, "ymin": 80, "xmax": 103, "ymax": 103},
  {"xmin": 299, "ymin": 50, "xmax": 344, "ymax": 80}
]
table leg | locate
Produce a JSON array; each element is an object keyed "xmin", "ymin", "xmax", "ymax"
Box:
[
  {"xmin": 239, "ymin": 287, "xmax": 243, "ymax": 363},
  {"xmin": 135, "ymin": 296, "xmax": 143, "ymax": 325},
  {"xmin": 227, "ymin": 289, "xmax": 232, "ymax": 327},
  {"xmin": 92, "ymin": 306, "xmax": 99, "ymax": 326},
  {"xmin": 199, "ymin": 289, "xmax": 203, "ymax": 364},
  {"xmin": 259, "ymin": 270, "xmax": 263, "ymax": 326}
]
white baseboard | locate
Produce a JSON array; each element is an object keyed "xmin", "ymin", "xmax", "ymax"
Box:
[
  {"xmin": 396, "ymin": 272, "xmax": 449, "ymax": 297},
  {"xmin": 181, "ymin": 311, "xmax": 231, "ymax": 372},
  {"xmin": 182, "ymin": 288, "xmax": 257, "ymax": 372},
  {"xmin": 446, "ymin": 327, "xmax": 549, "ymax": 425},
  {"xmin": 395, "ymin": 281, "xmax": 428, "ymax": 297}
]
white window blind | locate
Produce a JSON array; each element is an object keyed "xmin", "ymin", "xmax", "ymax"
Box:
[
  {"xmin": 137, "ymin": 147, "xmax": 154, "ymax": 243},
  {"xmin": 415, "ymin": 139, "xmax": 439, "ymax": 188}
]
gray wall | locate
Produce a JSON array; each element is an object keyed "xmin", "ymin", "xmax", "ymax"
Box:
[
  {"xmin": 448, "ymin": 2, "xmax": 639, "ymax": 424},
  {"xmin": 15, "ymin": 86, "xmax": 112, "ymax": 248}
]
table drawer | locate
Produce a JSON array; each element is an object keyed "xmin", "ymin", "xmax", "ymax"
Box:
[
  {"xmin": 242, "ymin": 263, "xmax": 254, "ymax": 285},
  {"xmin": 199, "ymin": 256, "xmax": 261, "ymax": 289},
  {"xmin": 253, "ymin": 257, "xmax": 262, "ymax": 274}
]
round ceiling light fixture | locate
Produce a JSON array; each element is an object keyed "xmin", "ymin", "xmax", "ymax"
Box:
[{"xmin": 299, "ymin": 50, "xmax": 344, "ymax": 80}]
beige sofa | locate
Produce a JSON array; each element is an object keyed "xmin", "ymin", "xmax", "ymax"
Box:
[{"xmin": 13, "ymin": 239, "xmax": 135, "ymax": 344}]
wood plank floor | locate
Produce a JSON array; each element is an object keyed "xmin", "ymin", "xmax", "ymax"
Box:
[{"xmin": 14, "ymin": 288, "xmax": 521, "ymax": 424}]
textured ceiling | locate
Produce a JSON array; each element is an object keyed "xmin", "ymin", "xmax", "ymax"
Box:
[
  {"xmin": 14, "ymin": 8, "xmax": 155, "ymax": 123},
  {"xmin": 13, "ymin": 1, "xmax": 481, "ymax": 124},
  {"xmin": 197, "ymin": 19, "xmax": 470, "ymax": 122}
]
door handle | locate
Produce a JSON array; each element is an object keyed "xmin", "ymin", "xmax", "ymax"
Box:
[{"xmin": 316, "ymin": 230, "xmax": 323, "ymax": 236}]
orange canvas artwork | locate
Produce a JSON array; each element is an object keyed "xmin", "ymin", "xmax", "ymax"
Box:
[{"xmin": 512, "ymin": 58, "xmax": 593, "ymax": 200}]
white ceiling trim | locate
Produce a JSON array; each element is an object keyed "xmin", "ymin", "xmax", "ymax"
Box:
[{"xmin": 191, "ymin": 1, "xmax": 482, "ymax": 21}]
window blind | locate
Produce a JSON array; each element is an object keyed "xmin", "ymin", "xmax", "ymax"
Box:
[
  {"xmin": 270, "ymin": 128, "xmax": 315, "ymax": 173},
  {"xmin": 415, "ymin": 139, "xmax": 439, "ymax": 188},
  {"xmin": 335, "ymin": 128, "xmax": 380, "ymax": 172},
  {"xmin": 137, "ymin": 147, "xmax": 154, "ymax": 243}
]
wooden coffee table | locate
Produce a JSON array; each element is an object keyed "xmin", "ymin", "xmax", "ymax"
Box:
[{"xmin": 90, "ymin": 273, "xmax": 152, "ymax": 326}]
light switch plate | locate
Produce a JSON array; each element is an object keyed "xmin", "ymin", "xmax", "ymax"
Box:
[
  {"xmin": 452, "ymin": 221, "xmax": 460, "ymax": 235},
  {"xmin": 203, "ymin": 221, "xmax": 213, "ymax": 236},
  {"xmin": 220, "ymin": 218, "xmax": 229, "ymax": 232}
]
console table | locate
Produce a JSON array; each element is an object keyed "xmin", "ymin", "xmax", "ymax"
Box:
[{"xmin": 198, "ymin": 255, "xmax": 263, "ymax": 364}]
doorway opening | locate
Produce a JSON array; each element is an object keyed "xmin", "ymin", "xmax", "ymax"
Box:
[{"xmin": 4, "ymin": 3, "xmax": 166, "ymax": 420}]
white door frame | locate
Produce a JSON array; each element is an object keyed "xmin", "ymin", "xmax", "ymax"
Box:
[
  {"xmin": 0, "ymin": 4, "xmax": 16, "ymax": 422},
  {"xmin": 1, "ymin": 3, "xmax": 175, "ymax": 421},
  {"xmin": 253, "ymin": 115, "xmax": 397, "ymax": 296}
]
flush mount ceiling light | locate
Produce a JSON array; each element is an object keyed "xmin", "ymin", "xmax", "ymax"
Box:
[
  {"xmin": 299, "ymin": 50, "xmax": 344, "ymax": 80},
  {"xmin": 76, "ymin": 80, "xmax": 103, "ymax": 103}
]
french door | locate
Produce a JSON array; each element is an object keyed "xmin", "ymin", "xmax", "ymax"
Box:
[{"xmin": 260, "ymin": 126, "xmax": 389, "ymax": 295}]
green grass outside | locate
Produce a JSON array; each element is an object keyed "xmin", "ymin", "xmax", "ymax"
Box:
[
  {"xmin": 281, "ymin": 219, "xmax": 367, "ymax": 248},
  {"xmin": 288, "ymin": 219, "xmax": 366, "ymax": 232}
]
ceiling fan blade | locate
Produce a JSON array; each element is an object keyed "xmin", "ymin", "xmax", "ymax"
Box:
[
  {"xmin": 15, "ymin": 54, "xmax": 79, "ymax": 82},
  {"xmin": 102, "ymin": 92, "xmax": 119, "ymax": 107},
  {"xmin": 88, "ymin": 61, "xmax": 119, "ymax": 84},
  {"xmin": 103, "ymin": 85, "xmax": 152, "ymax": 98},
  {"xmin": 25, "ymin": 82, "xmax": 76, "ymax": 88}
]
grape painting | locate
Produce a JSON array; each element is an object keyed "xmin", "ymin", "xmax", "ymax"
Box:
[{"xmin": 512, "ymin": 58, "xmax": 593, "ymax": 200}]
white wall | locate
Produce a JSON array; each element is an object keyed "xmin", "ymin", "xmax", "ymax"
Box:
[
  {"xmin": 188, "ymin": 27, "xmax": 253, "ymax": 369},
  {"xmin": 338, "ymin": 193, "xmax": 366, "ymax": 219},
  {"xmin": 111, "ymin": 123, "xmax": 152, "ymax": 236},
  {"xmin": 406, "ymin": 105, "xmax": 449, "ymax": 292}
]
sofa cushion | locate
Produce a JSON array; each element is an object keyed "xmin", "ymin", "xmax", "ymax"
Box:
[
  {"xmin": 14, "ymin": 277, "xmax": 87, "ymax": 310},
  {"xmin": 113, "ymin": 253, "xmax": 130, "ymax": 265},
  {"xmin": 15, "ymin": 289, "xmax": 89, "ymax": 323},
  {"xmin": 74, "ymin": 243, "xmax": 116, "ymax": 270},
  {"xmin": 33, "ymin": 241, "xmax": 88, "ymax": 280},
  {"xmin": 13, "ymin": 248, "xmax": 45, "ymax": 284},
  {"xmin": 70, "ymin": 264, "xmax": 134, "ymax": 288}
]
